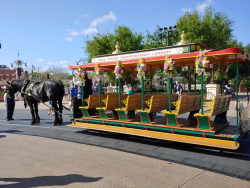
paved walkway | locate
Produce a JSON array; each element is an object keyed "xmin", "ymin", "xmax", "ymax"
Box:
[{"xmin": 0, "ymin": 133, "xmax": 249, "ymax": 187}]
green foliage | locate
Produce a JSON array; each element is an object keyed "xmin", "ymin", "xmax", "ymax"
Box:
[
  {"xmin": 84, "ymin": 25, "xmax": 143, "ymax": 83},
  {"xmin": 176, "ymin": 6, "xmax": 235, "ymax": 50},
  {"xmin": 0, "ymin": 89, "xmax": 7, "ymax": 97},
  {"xmin": 178, "ymin": 77, "xmax": 188, "ymax": 84}
]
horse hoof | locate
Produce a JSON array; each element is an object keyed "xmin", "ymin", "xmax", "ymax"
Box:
[
  {"xmin": 36, "ymin": 119, "xmax": 40, "ymax": 123},
  {"xmin": 31, "ymin": 122, "xmax": 35, "ymax": 125}
]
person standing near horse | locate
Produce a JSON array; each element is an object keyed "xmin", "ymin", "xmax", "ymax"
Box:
[
  {"xmin": 64, "ymin": 86, "xmax": 69, "ymax": 101},
  {"xmin": 4, "ymin": 90, "xmax": 15, "ymax": 121},
  {"xmin": 70, "ymin": 85, "xmax": 78, "ymax": 101}
]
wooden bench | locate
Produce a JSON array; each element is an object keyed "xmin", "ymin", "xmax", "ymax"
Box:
[
  {"xmin": 163, "ymin": 95, "xmax": 201, "ymax": 127},
  {"xmin": 115, "ymin": 95, "xmax": 142, "ymax": 121},
  {"xmin": 194, "ymin": 95, "xmax": 231, "ymax": 130},
  {"xmin": 96, "ymin": 94, "xmax": 128, "ymax": 119},
  {"xmin": 79, "ymin": 95, "xmax": 107, "ymax": 118},
  {"xmin": 137, "ymin": 94, "xmax": 179, "ymax": 124}
]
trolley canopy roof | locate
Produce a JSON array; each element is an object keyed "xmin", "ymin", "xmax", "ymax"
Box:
[{"xmin": 69, "ymin": 42, "xmax": 249, "ymax": 72}]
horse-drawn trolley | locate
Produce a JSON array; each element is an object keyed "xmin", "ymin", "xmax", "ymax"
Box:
[{"xmin": 68, "ymin": 32, "xmax": 250, "ymax": 150}]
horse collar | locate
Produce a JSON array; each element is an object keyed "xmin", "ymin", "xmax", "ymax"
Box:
[{"xmin": 21, "ymin": 80, "xmax": 30, "ymax": 97}]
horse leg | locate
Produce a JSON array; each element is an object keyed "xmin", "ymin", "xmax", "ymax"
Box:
[
  {"xmin": 52, "ymin": 101, "xmax": 59, "ymax": 125},
  {"xmin": 58, "ymin": 99, "xmax": 63, "ymax": 125},
  {"xmin": 34, "ymin": 102, "xmax": 40, "ymax": 123},
  {"xmin": 27, "ymin": 101, "xmax": 36, "ymax": 125}
]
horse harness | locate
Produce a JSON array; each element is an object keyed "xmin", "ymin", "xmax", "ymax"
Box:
[{"xmin": 21, "ymin": 80, "xmax": 44, "ymax": 100}]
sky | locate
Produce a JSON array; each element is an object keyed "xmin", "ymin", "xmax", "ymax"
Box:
[{"xmin": 0, "ymin": 0, "xmax": 249, "ymax": 72}]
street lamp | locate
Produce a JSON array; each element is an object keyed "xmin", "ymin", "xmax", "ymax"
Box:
[
  {"xmin": 76, "ymin": 58, "xmax": 88, "ymax": 65},
  {"xmin": 11, "ymin": 60, "xmax": 24, "ymax": 80},
  {"xmin": 158, "ymin": 25, "xmax": 178, "ymax": 46}
]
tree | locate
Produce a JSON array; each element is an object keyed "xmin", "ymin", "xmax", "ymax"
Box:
[
  {"xmin": 176, "ymin": 6, "xmax": 235, "ymax": 50},
  {"xmin": 83, "ymin": 25, "xmax": 144, "ymax": 83}
]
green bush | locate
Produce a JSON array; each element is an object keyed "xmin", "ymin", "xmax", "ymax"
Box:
[{"xmin": 0, "ymin": 89, "xmax": 7, "ymax": 97}]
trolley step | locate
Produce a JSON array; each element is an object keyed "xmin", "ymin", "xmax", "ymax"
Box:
[{"xmin": 67, "ymin": 122, "xmax": 240, "ymax": 150}]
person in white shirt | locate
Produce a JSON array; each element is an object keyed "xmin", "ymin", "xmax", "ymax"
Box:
[{"xmin": 4, "ymin": 92, "xmax": 15, "ymax": 121}]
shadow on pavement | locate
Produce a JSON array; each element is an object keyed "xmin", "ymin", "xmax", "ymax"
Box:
[
  {"xmin": 0, "ymin": 130, "xmax": 23, "ymax": 134},
  {"xmin": 0, "ymin": 174, "xmax": 102, "ymax": 188},
  {"xmin": 0, "ymin": 135, "xmax": 6, "ymax": 138},
  {"xmin": 81, "ymin": 129, "xmax": 250, "ymax": 161}
]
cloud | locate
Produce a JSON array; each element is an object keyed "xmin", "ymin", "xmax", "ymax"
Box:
[
  {"xmin": 62, "ymin": 65, "xmax": 68, "ymax": 68},
  {"xmin": 37, "ymin": 59, "xmax": 44, "ymax": 62},
  {"xmin": 48, "ymin": 60, "xmax": 68, "ymax": 65},
  {"xmin": 74, "ymin": 21, "xmax": 79, "ymax": 24},
  {"xmin": 63, "ymin": 37, "xmax": 73, "ymax": 42},
  {"xmin": 69, "ymin": 31, "xmax": 81, "ymax": 36},
  {"xmin": 90, "ymin": 11, "xmax": 116, "ymax": 27},
  {"xmin": 81, "ymin": 28, "xmax": 98, "ymax": 35},
  {"xmin": 79, "ymin": 14, "xmax": 91, "ymax": 18},
  {"xmin": 181, "ymin": 0, "xmax": 213, "ymax": 13},
  {"xmin": 196, "ymin": 0, "xmax": 213, "ymax": 12},
  {"xmin": 182, "ymin": 8, "xmax": 192, "ymax": 13}
]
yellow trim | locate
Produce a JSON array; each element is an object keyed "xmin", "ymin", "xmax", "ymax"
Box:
[
  {"xmin": 163, "ymin": 111, "xmax": 178, "ymax": 115},
  {"xmin": 204, "ymin": 97, "xmax": 216, "ymax": 113},
  {"xmin": 194, "ymin": 97, "xmax": 216, "ymax": 117},
  {"xmin": 102, "ymin": 97, "xmax": 108, "ymax": 107},
  {"xmin": 137, "ymin": 110, "xmax": 147, "ymax": 113},
  {"xmin": 84, "ymin": 97, "xmax": 90, "ymax": 106},
  {"xmin": 115, "ymin": 108, "xmax": 126, "ymax": 112},
  {"xmin": 172, "ymin": 96, "xmax": 182, "ymax": 113},
  {"xmin": 122, "ymin": 97, "xmax": 128, "ymax": 108},
  {"xmin": 79, "ymin": 106, "xmax": 89, "ymax": 109},
  {"xmin": 96, "ymin": 107, "xmax": 106, "ymax": 110},
  {"xmin": 193, "ymin": 113, "xmax": 211, "ymax": 117},
  {"xmin": 144, "ymin": 97, "xmax": 153, "ymax": 109},
  {"xmin": 68, "ymin": 122, "xmax": 240, "ymax": 150}
]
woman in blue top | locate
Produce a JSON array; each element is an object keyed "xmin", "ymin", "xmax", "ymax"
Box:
[{"xmin": 127, "ymin": 86, "xmax": 133, "ymax": 94}]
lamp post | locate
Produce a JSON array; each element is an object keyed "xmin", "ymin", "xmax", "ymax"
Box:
[
  {"xmin": 47, "ymin": 71, "xmax": 53, "ymax": 79},
  {"xmin": 10, "ymin": 60, "xmax": 24, "ymax": 80},
  {"xmin": 31, "ymin": 65, "xmax": 36, "ymax": 78},
  {"xmin": 158, "ymin": 25, "xmax": 178, "ymax": 46},
  {"xmin": 76, "ymin": 58, "xmax": 88, "ymax": 65},
  {"xmin": 209, "ymin": 64, "xmax": 215, "ymax": 84}
]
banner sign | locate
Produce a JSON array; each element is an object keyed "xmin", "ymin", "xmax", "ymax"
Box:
[{"xmin": 92, "ymin": 47, "xmax": 184, "ymax": 63}]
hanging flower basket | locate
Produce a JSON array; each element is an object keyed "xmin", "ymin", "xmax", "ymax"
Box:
[
  {"xmin": 94, "ymin": 63, "xmax": 104, "ymax": 82},
  {"xmin": 136, "ymin": 58, "xmax": 147, "ymax": 79},
  {"xmin": 72, "ymin": 67, "xmax": 87, "ymax": 83},
  {"xmin": 114, "ymin": 60, "xmax": 123, "ymax": 79},
  {"xmin": 195, "ymin": 51, "xmax": 210, "ymax": 75},
  {"xmin": 164, "ymin": 55, "xmax": 177, "ymax": 78}
]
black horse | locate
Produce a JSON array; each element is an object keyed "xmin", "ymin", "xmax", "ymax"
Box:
[{"xmin": 7, "ymin": 79, "xmax": 64, "ymax": 125}]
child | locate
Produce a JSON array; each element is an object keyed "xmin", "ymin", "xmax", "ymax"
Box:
[{"xmin": 127, "ymin": 86, "xmax": 133, "ymax": 94}]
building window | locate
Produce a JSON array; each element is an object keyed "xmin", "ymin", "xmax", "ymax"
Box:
[
  {"xmin": 7, "ymin": 75, "xmax": 9, "ymax": 80},
  {"xmin": 0, "ymin": 75, "xmax": 2, "ymax": 80},
  {"xmin": 12, "ymin": 75, "xmax": 15, "ymax": 79}
]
